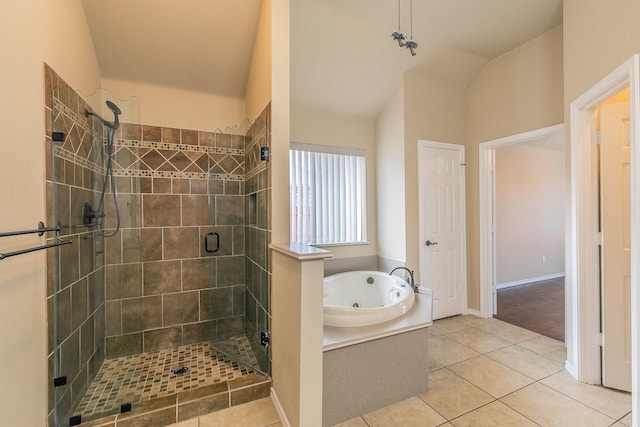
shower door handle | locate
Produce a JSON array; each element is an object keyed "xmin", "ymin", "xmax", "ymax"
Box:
[{"xmin": 205, "ymin": 232, "xmax": 220, "ymax": 253}]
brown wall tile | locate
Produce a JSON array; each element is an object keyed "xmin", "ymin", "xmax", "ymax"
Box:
[
  {"xmin": 199, "ymin": 288, "xmax": 232, "ymax": 320},
  {"xmin": 122, "ymin": 296, "xmax": 162, "ymax": 333},
  {"xmin": 105, "ymin": 332, "xmax": 142, "ymax": 359},
  {"xmin": 163, "ymin": 292, "xmax": 199, "ymax": 326},
  {"xmin": 143, "ymin": 326, "xmax": 182, "ymax": 352},
  {"xmin": 177, "ymin": 393, "xmax": 229, "ymax": 422},
  {"xmin": 162, "ymin": 127, "xmax": 181, "ymax": 144},
  {"xmin": 142, "ymin": 125, "xmax": 161, "ymax": 142},
  {"xmin": 143, "ymin": 260, "xmax": 181, "ymax": 295},
  {"xmin": 181, "ymin": 129, "xmax": 198, "ymax": 146},
  {"xmin": 140, "ymin": 228, "xmax": 162, "ymax": 262},
  {"xmin": 143, "ymin": 195, "xmax": 181, "ymax": 227},
  {"xmin": 182, "ymin": 257, "xmax": 216, "ymax": 290},
  {"xmin": 116, "ymin": 406, "xmax": 176, "ymax": 427},
  {"xmin": 163, "ymin": 227, "xmax": 199, "ymax": 259},
  {"xmin": 105, "ymin": 264, "xmax": 142, "ymax": 300}
]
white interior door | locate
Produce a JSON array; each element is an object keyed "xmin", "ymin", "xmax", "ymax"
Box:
[
  {"xmin": 418, "ymin": 141, "xmax": 466, "ymax": 319},
  {"xmin": 600, "ymin": 101, "xmax": 632, "ymax": 392}
]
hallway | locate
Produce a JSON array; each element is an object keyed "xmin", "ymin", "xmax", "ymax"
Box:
[{"xmin": 495, "ymin": 278, "xmax": 565, "ymax": 342}]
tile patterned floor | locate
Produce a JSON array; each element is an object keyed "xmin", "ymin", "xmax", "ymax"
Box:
[
  {"xmin": 169, "ymin": 315, "xmax": 633, "ymax": 427},
  {"xmin": 75, "ymin": 337, "xmax": 257, "ymax": 420}
]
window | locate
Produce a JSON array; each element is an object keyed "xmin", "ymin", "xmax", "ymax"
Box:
[{"xmin": 289, "ymin": 142, "xmax": 366, "ymax": 245}]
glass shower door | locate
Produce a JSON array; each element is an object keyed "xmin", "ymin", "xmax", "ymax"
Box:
[{"xmin": 206, "ymin": 109, "xmax": 271, "ymax": 376}]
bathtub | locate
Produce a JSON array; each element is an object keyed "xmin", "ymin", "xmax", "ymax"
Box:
[{"xmin": 323, "ymin": 270, "xmax": 415, "ymax": 327}]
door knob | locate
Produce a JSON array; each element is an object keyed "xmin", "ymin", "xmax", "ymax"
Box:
[{"xmin": 425, "ymin": 240, "xmax": 438, "ymax": 246}]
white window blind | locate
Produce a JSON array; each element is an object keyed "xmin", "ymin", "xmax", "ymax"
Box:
[{"xmin": 289, "ymin": 142, "xmax": 366, "ymax": 245}]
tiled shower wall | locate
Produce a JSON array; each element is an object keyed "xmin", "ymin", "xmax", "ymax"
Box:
[
  {"xmin": 45, "ymin": 64, "xmax": 272, "ymax": 424},
  {"xmin": 102, "ymin": 121, "xmax": 248, "ymax": 359},
  {"xmin": 45, "ymin": 64, "xmax": 108, "ymax": 424}
]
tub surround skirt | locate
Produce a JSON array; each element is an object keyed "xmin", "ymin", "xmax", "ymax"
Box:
[
  {"xmin": 322, "ymin": 327, "xmax": 429, "ymax": 427},
  {"xmin": 322, "ymin": 291, "xmax": 432, "ymax": 426}
]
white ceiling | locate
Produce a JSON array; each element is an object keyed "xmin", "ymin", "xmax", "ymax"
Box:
[{"xmin": 82, "ymin": 0, "xmax": 563, "ymax": 119}]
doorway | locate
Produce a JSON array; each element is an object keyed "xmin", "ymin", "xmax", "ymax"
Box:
[
  {"xmin": 492, "ymin": 136, "xmax": 566, "ymax": 341},
  {"xmin": 569, "ymin": 54, "xmax": 639, "ymax": 414},
  {"xmin": 479, "ymin": 124, "xmax": 565, "ymax": 321}
]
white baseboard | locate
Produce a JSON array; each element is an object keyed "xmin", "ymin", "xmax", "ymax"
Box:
[
  {"xmin": 270, "ymin": 388, "xmax": 291, "ymax": 427},
  {"xmin": 564, "ymin": 360, "xmax": 578, "ymax": 380},
  {"xmin": 496, "ymin": 273, "xmax": 565, "ymax": 290}
]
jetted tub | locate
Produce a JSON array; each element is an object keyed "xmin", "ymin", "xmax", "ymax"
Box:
[{"xmin": 323, "ymin": 270, "xmax": 415, "ymax": 327}]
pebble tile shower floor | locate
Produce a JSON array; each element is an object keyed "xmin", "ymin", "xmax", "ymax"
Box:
[{"xmin": 75, "ymin": 337, "xmax": 259, "ymax": 420}]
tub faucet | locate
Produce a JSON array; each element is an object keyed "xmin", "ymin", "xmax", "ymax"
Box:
[{"xmin": 389, "ymin": 267, "xmax": 418, "ymax": 293}]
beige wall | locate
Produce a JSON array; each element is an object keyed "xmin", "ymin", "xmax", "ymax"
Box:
[
  {"xmin": 246, "ymin": 0, "xmax": 273, "ymax": 123},
  {"xmin": 376, "ymin": 83, "xmax": 406, "ymax": 264},
  {"xmin": 0, "ymin": 0, "xmax": 102, "ymax": 424},
  {"xmin": 465, "ymin": 26, "xmax": 564, "ymax": 309},
  {"xmin": 564, "ymin": 1, "xmax": 640, "ymax": 112},
  {"xmin": 102, "ymin": 78, "xmax": 247, "ymax": 132},
  {"xmin": 403, "ymin": 72, "xmax": 468, "ymax": 274},
  {"xmin": 291, "ymin": 107, "xmax": 378, "ymax": 259},
  {"xmin": 495, "ymin": 137, "xmax": 565, "ymax": 284}
]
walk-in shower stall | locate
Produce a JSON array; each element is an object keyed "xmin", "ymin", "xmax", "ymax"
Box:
[{"xmin": 45, "ymin": 65, "xmax": 271, "ymax": 426}]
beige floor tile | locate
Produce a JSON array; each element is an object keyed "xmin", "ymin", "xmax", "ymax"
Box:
[
  {"xmin": 540, "ymin": 370, "xmax": 632, "ymax": 419},
  {"xmin": 428, "ymin": 357, "xmax": 444, "ymax": 371},
  {"xmin": 430, "ymin": 317, "xmax": 469, "ymax": 335},
  {"xmin": 620, "ymin": 412, "xmax": 632, "ymax": 426},
  {"xmin": 501, "ymin": 382, "xmax": 615, "ymax": 426},
  {"xmin": 332, "ymin": 416, "xmax": 369, "ymax": 426},
  {"xmin": 429, "ymin": 335, "xmax": 481, "ymax": 366},
  {"xmin": 419, "ymin": 368, "xmax": 494, "ymax": 419},
  {"xmin": 362, "ymin": 396, "xmax": 446, "ymax": 427},
  {"xmin": 168, "ymin": 419, "xmax": 199, "ymax": 427},
  {"xmin": 457, "ymin": 314, "xmax": 499, "ymax": 328},
  {"xmin": 475, "ymin": 320, "xmax": 540, "ymax": 343},
  {"xmin": 199, "ymin": 397, "xmax": 279, "ymax": 427},
  {"xmin": 266, "ymin": 423, "xmax": 282, "ymax": 427},
  {"xmin": 446, "ymin": 328, "xmax": 512, "ymax": 354},
  {"xmin": 448, "ymin": 356, "xmax": 534, "ymax": 398},
  {"xmin": 517, "ymin": 335, "xmax": 566, "ymax": 362},
  {"xmin": 450, "ymin": 401, "xmax": 537, "ymax": 427},
  {"xmin": 485, "ymin": 345, "xmax": 564, "ymax": 380}
]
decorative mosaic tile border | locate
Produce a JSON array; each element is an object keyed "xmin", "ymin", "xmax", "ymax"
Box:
[
  {"xmin": 111, "ymin": 169, "xmax": 243, "ymax": 181},
  {"xmin": 54, "ymin": 144, "xmax": 104, "ymax": 175}
]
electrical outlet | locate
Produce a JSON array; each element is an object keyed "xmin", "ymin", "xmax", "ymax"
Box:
[{"xmin": 542, "ymin": 255, "xmax": 546, "ymax": 263}]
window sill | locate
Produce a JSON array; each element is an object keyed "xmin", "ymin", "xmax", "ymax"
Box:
[{"xmin": 311, "ymin": 241, "xmax": 370, "ymax": 248}]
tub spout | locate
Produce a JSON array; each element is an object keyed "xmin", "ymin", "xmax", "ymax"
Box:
[{"xmin": 389, "ymin": 267, "xmax": 418, "ymax": 293}]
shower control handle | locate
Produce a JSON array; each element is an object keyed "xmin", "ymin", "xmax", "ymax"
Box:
[
  {"xmin": 205, "ymin": 232, "xmax": 220, "ymax": 253},
  {"xmin": 425, "ymin": 240, "xmax": 438, "ymax": 247}
]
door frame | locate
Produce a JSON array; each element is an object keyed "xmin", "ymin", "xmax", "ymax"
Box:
[
  {"xmin": 478, "ymin": 123, "xmax": 565, "ymax": 318},
  {"xmin": 417, "ymin": 140, "xmax": 468, "ymax": 317},
  {"xmin": 569, "ymin": 54, "xmax": 640, "ymax": 416}
]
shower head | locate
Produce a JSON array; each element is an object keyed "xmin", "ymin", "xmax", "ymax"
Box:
[
  {"xmin": 106, "ymin": 100, "xmax": 121, "ymax": 130},
  {"xmin": 85, "ymin": 100, "xmax": 122, "ymax": 130},
  {"xmin": 106, "ymin": 100, "xmax": 122, "ymax": 116}
]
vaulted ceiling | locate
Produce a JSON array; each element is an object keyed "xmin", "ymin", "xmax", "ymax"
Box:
[{"xmin": 82, "ymin": 0, "xmax": 563, "ymax": 118}]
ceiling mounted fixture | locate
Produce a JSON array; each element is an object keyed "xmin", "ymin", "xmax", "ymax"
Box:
[{"xmin": 390, "ymin": 0, "xmax": 418, "ymax": 56}]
